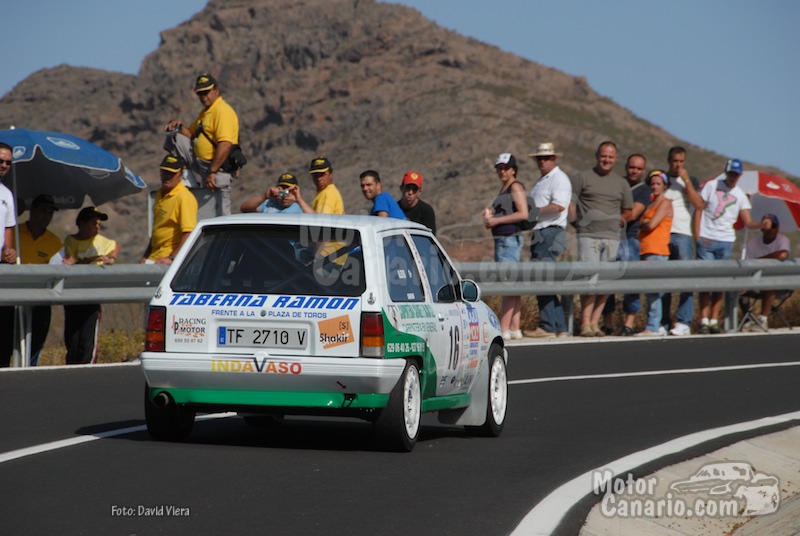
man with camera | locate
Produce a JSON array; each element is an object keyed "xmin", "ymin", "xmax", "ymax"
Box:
[
  {"xmin": 164, "ymin": 73, "xmax": 241, "ymax": 215},
  {"xmin": 240, "ymin": 173, "xmax": 303, "ymax": 214}
]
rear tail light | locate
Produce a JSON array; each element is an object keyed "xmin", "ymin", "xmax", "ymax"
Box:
[
  {"xmin": 361, "ymin": 312, "xmax": 384, "ymax": 358},
  {"xmin": 145, "ymin": 306, "xmax": 167, "ymax": 352}
]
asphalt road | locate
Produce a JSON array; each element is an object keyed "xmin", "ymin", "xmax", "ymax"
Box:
[{"xmin": 1, "ymin": 334, "xmax": 799, "ymax": 536}]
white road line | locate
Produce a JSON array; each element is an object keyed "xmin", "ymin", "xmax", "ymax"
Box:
[
  {"xmin": 509, "ymin": 376, "xmax": 800, "ymax": 536},
  {"xmin": 0, "ymin": 413, "xmax": 236, "ymax": 465},
  {"xmin": 509, "ymin": 360, "xmax": 800, "ymax": 385}
]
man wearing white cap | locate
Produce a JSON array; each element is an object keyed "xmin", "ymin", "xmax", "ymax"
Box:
[
  {"xmin": 695, "ymin": 158, "xmax": 760, "ymax": 333},
  {"xmin": 524, "ymin": 142, "xmax": 571, "ymax": 338}
]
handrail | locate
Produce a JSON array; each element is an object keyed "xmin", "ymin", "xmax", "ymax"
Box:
[
  {"xmin": 0, "ymin": 259, "xmax": 798, "ymax": 305},
  {"xmin": 2, "ymin": 259, "xmax": 798, "ymax": 367}
]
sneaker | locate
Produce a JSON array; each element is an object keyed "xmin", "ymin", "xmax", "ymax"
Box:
[
  {"xmin": 620, "ymin": 326, "xmax": 635, "ymax": 337},
  {"xmin": 669, "ymin": 322, "xmax": 691, "ymax": 336},
  {"xmin": 510, "ymin": 330, "xmax": 523, "ymax": 340},
  {"xmin": 635, "ymin": 330, "xmax": 657, "ymax": 337},
  {"xmin": 657, "ymin": 326, "xmax": 668, "ymax": 336},
  {"xmin": 709, "ymin": 323, "xmax": 722, "ymax": 334},
  {"xmin": 523, "ymin": 328, "xmax": 555, "ymax": 339},
  {"xmin": 758, "ymin": 315, "xmax": 769, "ymax": 329},
  {"xmin": 502, "ymin": 331, "xmax": 512, "ymax": 341},
  {"xmin": 697, "ymin": 325, "xmax": 710, "ymax": 335}
]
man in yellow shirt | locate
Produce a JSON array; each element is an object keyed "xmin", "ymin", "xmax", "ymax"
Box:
[
  {"xmin": 63, "ymin": 206, "xmax": 120, "ymax": 364},
  {"xmin": 16, "ymin": 194, "xmax": 63, "ymax": 365},
  {"xmin": 140, "ymin": 154, "xmax": 198, "ymax": 265},
  {"xmin": 163, "ymin": 73, "xmax": 239, "ymax": 215},
  {"xmin": 294, "ymin": 157, "xmax": 345, "ymax": 214},
  {"xmin": 1, "ymin": 194, "xmax": 62, "ymax": 366}
]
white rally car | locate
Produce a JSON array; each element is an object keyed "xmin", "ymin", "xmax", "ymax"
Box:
[{"xmin": 140, "ymin": 214, "xmax": 508, "ymax": 451}]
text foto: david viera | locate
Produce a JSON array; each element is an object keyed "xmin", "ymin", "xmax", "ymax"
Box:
[{"xmin": 111, "ymin": 505, "xmax": 190, "ymax": 517}]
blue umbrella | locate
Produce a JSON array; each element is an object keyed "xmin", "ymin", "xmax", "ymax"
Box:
[{"xmin": 0, "ymin": 128, "xmax": 146, "ymax": 209}]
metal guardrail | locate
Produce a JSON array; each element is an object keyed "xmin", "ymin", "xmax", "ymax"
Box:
[
  {"xmin": 0, "ymin": 264, "xmax": 168, "ymax": 305},
  {"xmin": 1, "ymin": 259, "xmax": 799, "ymax": 304},
  {"xmin": 456, "ymin": 258, "xmax": 800, "ymax": 296},
  {"xmin": 2, "ymin": 259, "xmax": 798, "ymax": 367}
]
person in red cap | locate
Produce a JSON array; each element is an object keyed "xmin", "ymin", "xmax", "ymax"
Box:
[{"xmin": 398, "ymin": 171, "xmax": 436, "ymax": 234}]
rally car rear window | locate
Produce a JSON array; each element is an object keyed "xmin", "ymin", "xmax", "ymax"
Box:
[{"xmin": 170, "ymin": 224, "xmax": 366, "ymax": 297}]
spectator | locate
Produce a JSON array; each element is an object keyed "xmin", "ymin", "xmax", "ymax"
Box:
[
  {"xmin": 293, "ymin": 157, "xmax": 345, "ymax": 215},
  {"xmin": 524, "ymin": 142, "xmax": 570, "ymax": 338},
  {"xmin": 663, "ymin": 146, "xmax": 704, "ymax": 336},
  {"xmin": 695, "ymin": 158, "xmax": 760, "ymax": 333},
  {"xmin": 602, "ymin": 154, "xmax": 650, "ymax": 336},
  {"xmin": 636, "ymin": 171, "xmax": 673, "ymax": 336},
  {"xmin": 140, "ymin": 154, "xmax": 199, "ymax": 264},
  {"xmin": 571, "ymin": 141, "xmax": 633, "ymax": 337},
  {"xmin": 483, "ymin": 153, "xmax": 529, "ymax": 341},
  {"xmin": 0, "ymin": 142, "xmax": 18, "ymax": 368},
  {"xmin": 398, "ymin": 171, "xmax": 436, "ymax": 234},
  {"xmin": 742, "ymin": 214, "xmax": 791, "ymax": 331},
  {"xmin": 0, "ymin": 143, "xmax": 16, "ymax": 264},
  {"xmin": 240, "ymin": 173, "xmax": 303, "ymax": 214},
  {"xmin": 164, "ymin": 73, "xmax": 240, "ymax": 215},
  {"xmin": 360, "ymin": 170, "xmax": 406, "ymax": 219},
  {"xmin": 62, "ymin": 207, "xmax": 120, "ymax": 364},
  {"xmin": 16, "ymin": 194, "xmax": 63, "ymax": 365}
]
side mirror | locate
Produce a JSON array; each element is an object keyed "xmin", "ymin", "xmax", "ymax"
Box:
[{"xmin": 461, "ymin": 280, "xmax": 480, "ymax": 302}]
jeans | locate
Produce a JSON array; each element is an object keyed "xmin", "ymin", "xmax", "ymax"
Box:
[
  {"xmin": 603, "ymin": 237, "xmax": 641, "ymax": 315},
  {"xmin": 662, "ymin": 233, "xmax": 694, "ymax": 326},
  {"xmin": 696, "ymin": 238, "xmax": 734, "ymax": 260},
  {"xmin": 642, "ymin": 254, "xmax": 668, "ymax": 331},
  {"xmin": 494, "ymin": 235, "xmax": 522, "ymax": 262},
  {"xmin": 530, "ymin": 226, "xmax": 568, "ymax": 333}
]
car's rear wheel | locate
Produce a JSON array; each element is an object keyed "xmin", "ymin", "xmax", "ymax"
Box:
[
  {"xmin": 466, "ymin": 344, "xmax": 507, "ymax": 437},
  {"xmin": 373, "ymin": 360, "xmax": 421, "ymax": 452},
  {"xmin": 144, "ymin": 385, "xmax": 195, "ymax": 441}
]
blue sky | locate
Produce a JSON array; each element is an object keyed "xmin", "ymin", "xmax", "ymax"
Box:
[{"xmin": 3, "ymin": 0, "xmax": 799, "ymax": 177}]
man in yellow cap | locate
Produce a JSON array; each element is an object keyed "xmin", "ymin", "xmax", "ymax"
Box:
[
  {"xmin": 140, "ymin": 154, "xmax": 198, "ymax": 265},
  {"xmin": 163, "ymin": 73, "xmax": 240, "ymax": 215},
  {"xmin": 240, "ymin": 173, "xmax": 303, "ymax": 214},
  {"xmin": 293, "ymin": 157, "xmax": 345, "ymax": 214}
]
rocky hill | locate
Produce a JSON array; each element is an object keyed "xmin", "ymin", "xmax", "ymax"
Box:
[{"xmin": 0, "ymin": 0, "xmax": 790, "ymax": 261}]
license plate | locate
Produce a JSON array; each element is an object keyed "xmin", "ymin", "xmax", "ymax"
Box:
[{"xmin": 217, "ymin": 327, "xmax": 308, "ymax": 349}]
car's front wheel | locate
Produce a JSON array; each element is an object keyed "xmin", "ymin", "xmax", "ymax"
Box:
[
  {"xmin": 466, "ymin": 344, "xmax": 507, "ymax": 437},
  {"xmin": 144, "ymin": 385, "xmax": 195, "ymax": 442},
  {"xmin": 373, "ymin": 360, "xmax": 421, "ymax": 452}
]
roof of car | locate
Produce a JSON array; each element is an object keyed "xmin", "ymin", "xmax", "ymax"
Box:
[{"xmin": 197, "ymin": 214, "xmax": 431, "ymax": 233}]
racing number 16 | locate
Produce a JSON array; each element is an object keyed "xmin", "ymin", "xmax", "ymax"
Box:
[{"xmin": 448, "ymin": 325, "xmax": 461, "ymax": 370}]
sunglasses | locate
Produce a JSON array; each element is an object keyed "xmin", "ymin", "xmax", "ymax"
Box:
[
  {"xmin": 535, "ymin": 156, "xmax": 553, "ymax": 161},
  {"xmin": 0, "ymin": 159, "xmax": 12, "ymax": 166},
  {"xmin": 495, "ymin": 164, "xmax": 512, "ymax": 171}
]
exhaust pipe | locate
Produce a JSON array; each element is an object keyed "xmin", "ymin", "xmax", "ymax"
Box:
[{"xmin": 153, "ymin": 391, "xmax": 172, "ymax": 408}]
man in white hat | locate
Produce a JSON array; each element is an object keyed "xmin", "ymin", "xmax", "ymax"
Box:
[{"xmin": 524, "ymin": 142, "xmax": 571, "ymax": 338}]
